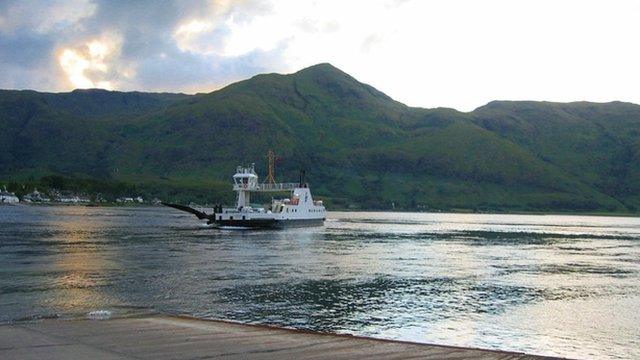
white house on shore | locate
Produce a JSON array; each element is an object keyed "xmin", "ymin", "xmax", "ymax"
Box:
[
  {"xmin": 23, "ymin": 188, "xmax": 51, "ymax": 203},
  {"xmin": 58, "ymin": 195, "xmax": 91, "ymax": 203},
  {"xmin": 1, "ymin": 187, "xmax": 19, "ymax": 204},
  {"xmin": 116, "ymin": 196, "xmax": 144, "ymax": 204}
]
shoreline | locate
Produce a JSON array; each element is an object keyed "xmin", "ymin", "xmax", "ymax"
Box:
[{"xmin": 7, "ymin": 202, "xmax": 639, "ymax": 218}]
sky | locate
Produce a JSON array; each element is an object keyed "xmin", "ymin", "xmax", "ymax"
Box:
[{"xmin": 0, "ymin": 0, "xmax": 638, "ymax": 111}]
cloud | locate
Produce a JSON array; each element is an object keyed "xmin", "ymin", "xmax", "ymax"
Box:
[
  {"xmin": 0, "ymin": 0, "xmax": 283, "ymax": 93},
  {"xmin": 57, "ymin": 33, "xmax": 125, "ymax": 89},
  {"xmin": 133, "ymin": 44, "xmax": 289, "ymax": 93},
  {"xmin": 0, "ymin": 0, "xmax": 96, "ymax": 35},
  {"xmin": 173, "ymin": 19, "xmax": 229, "ymax": 55},
  {"xmin": 0, "ymin": 0, "xmax": 419, "ymax": 94},
  {"xmin": 0, "ymin": 0, "xmax": 639, "ymax": 111}
]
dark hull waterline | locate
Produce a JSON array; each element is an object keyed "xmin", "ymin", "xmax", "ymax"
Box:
[{"xmin": 214, "ymin": 218, "xmax": 325, "ymax": 229}]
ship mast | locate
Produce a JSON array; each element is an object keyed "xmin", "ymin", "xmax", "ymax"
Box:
[{"xmin": 265, "ymin": 149, "xmax": 277, "ymax": 185}]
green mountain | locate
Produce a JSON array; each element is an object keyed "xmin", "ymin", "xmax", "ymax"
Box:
[{"xmin": 1, "ymin": 64, "xmax": 639, "ymax": 212}]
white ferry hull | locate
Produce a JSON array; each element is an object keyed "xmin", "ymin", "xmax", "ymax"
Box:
[{"xmin": 215, "ymin": 218, "xmax": 324, "ymax": 229}]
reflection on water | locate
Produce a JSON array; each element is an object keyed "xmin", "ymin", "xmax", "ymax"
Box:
[
  {"xmin": 47, "ymin": 207, "xmax": 116, "ymax": 313},
  {"xmin": 1, "ymin": 207, "xmax": 639, "ymax": 359}
]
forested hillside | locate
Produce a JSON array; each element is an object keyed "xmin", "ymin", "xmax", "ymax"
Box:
[{"xmin": 2, "ymin": 64, "xmax": 639, "ymax": 212}]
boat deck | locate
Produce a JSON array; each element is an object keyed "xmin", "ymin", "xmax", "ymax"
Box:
[{"xmin": 0, "ymin": 314, "xmax": 562, "ymax": 359}]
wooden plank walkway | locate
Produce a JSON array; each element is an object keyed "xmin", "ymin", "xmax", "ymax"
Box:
[{"xmin": 0, "ymin": 315, "xmax": 562, "ymax": 359}]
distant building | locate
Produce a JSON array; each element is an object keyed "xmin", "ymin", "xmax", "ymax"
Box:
[
  {"xmin": 0, "ymin": 187, "xmax": 19, "ymax": 204},
  {"xmin": 23, "ymin": 188, "xmax": 51, "ymax": 203},
  {"xmin": 56, "ymin": 192, "xmax": 90, "ymax": 203},
  {"xmin": 116, "ymin": 196, "xmax": 144, "ymax": 204}
]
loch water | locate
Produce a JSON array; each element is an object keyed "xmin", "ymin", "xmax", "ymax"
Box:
[{"xmin": 1, "ymin": 205, "xmax": 639, "ymax": 359}]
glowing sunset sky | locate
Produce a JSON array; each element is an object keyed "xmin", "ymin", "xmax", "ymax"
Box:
[{"xmin": 0, "ymin": 0, "xmax": 638, "ymax": 111}]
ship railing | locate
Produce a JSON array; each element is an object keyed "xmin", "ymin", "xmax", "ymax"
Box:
[{"xmin": 255, "ymin": 182, "xmax": 298, "ymax": 192}]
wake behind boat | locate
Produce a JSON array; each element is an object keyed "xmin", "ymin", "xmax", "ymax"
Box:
[{"xmin": 163, "ymin": 164, "xmax": 326, "ymax": 229}]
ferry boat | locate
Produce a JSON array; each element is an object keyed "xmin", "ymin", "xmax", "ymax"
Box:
[{"xmin": 163, "ymin": 164, "xmax": 326, "ymax": 229}]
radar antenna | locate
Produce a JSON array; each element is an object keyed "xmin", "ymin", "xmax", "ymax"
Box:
[{"xmin": 265, "ymin": 150, "xmax": 277, "ymax": 184}]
